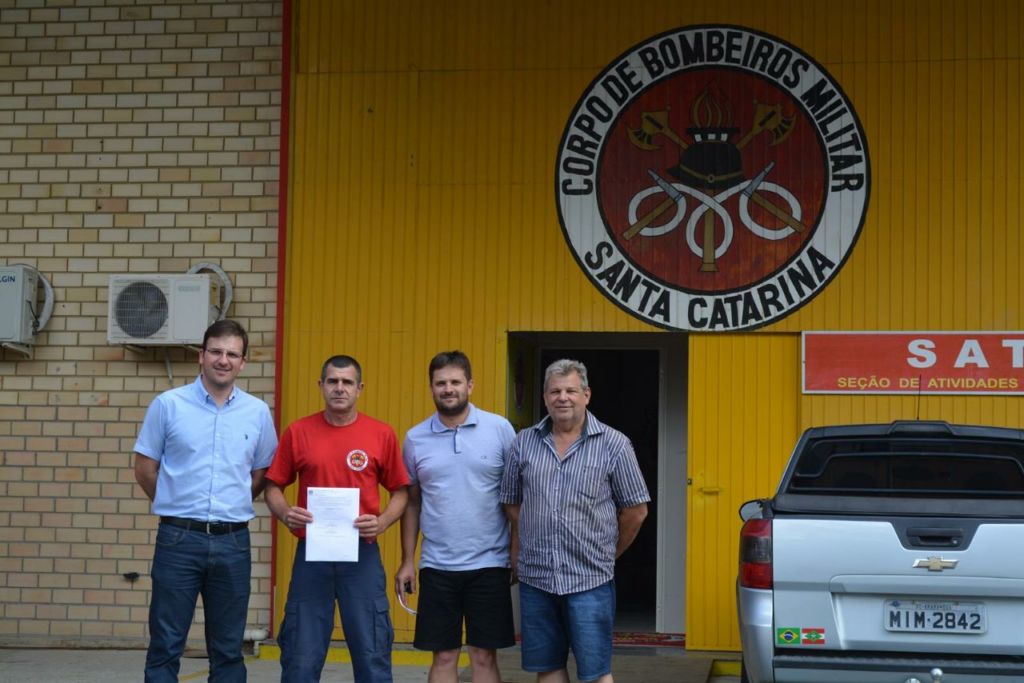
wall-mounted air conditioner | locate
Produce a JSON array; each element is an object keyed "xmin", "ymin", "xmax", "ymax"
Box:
[
  {"xmin": 107, "ymin": 274, "xmax": 221, "ymax": 345},
  {"xmin": 0, "ymin": 264, "xmax": 40, "ymax": 344}
]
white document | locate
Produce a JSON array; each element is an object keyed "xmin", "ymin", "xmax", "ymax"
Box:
[{"xmin": 305, "ymin": 486, "xmax": 360, "ymax": 562}]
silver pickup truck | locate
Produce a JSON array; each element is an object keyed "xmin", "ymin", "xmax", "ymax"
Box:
[{"xmin": 736, "ymin": 421, "xmax": 1024, "ymax": 683}]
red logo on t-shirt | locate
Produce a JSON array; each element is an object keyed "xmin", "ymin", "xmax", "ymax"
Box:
[{"xmin": 346, "ymin": 449, "xmax": 369, "ymax": 471}]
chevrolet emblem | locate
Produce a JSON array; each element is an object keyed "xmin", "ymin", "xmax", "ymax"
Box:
[{"xmin": 913, "ymin": 556, "xmax": 958, "ymax": 572}]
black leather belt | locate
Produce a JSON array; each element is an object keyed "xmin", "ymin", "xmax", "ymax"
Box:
[{"xmin": 160, "ymin": 516, "xmax": 248, "ymax": 535}]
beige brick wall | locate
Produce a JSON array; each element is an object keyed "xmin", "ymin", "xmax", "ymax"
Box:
[{"xmin": 0, "ymin": 0, "xmax": 282, "ymax": 646}]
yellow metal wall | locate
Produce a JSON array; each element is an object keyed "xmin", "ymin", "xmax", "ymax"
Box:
[
  {"xmin": 282, "ymin": 0, "xmax": 1024, "ymax": 648},
  {"xmin": 688, "ymin": 334, "xmax": 802, "ymax": 649}
]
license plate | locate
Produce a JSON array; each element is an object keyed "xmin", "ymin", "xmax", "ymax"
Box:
[{"xmin": 884, "ymin": 599, "xmax": 986, "ymax": 633}]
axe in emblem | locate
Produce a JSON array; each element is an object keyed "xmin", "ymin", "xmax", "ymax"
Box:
[
  {"xmin": 735, "ymin": 102, "xmax": 795, "ymax": 149},
  {"xmin": 627, "ymin": 110, "xmax": 688, "ymax": 151}
]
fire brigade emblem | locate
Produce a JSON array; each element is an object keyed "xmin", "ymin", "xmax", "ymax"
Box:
[
  {"xmin": 556, "ymin": 25, "xmax": 870, "ymax": 331},
  {"xmin": 346, "ymin": 449, "xmax": 369, "ymax": 472}
]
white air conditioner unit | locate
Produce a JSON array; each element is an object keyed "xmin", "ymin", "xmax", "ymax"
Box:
[
  {"xmin": 107, "ymin": 274, "xmax": 221, "ymax": 345},
  {"xmin": 0, "ymin": 264, "xmax": 40, "ymax": 344}
]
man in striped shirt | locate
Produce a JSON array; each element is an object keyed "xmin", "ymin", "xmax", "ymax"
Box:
[{"xmin": 500, "ymin": 359, "xmax": 650, "ymax": 683}]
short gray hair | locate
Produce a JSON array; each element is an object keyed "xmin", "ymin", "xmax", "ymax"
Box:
[{"xmin": 543, "ymin": 358, "xmax": 589, "ymax": 391}]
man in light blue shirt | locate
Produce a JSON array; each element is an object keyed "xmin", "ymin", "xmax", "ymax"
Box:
[
  {"xmin": 396, "ymin": 351, "xmax": 516, "ymax": 683},
  {"xmin": 134, "ymin": 320, "xmax": 278, "ymax": 683}
]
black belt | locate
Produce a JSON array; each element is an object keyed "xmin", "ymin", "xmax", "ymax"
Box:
[{"xmin": 160, "ymin": 516, "xmax": 248, "ymax": 535}]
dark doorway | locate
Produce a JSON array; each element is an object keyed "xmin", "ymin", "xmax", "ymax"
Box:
[{"xmin": 540, "ymin": 348, "xmax": 659, "ymax": 632}]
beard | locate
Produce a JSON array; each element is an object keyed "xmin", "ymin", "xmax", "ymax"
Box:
[{"xmin": 435, "ymin": 395, "xmax": 469, "ymax": 417}]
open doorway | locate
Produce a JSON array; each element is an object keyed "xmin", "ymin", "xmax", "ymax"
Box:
[{"xmin": 507, "ymin": 332, "xmax": 687, "ymax": 635}]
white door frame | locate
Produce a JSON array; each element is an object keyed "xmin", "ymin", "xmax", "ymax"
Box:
[{"xmin": 656, "ymin": 341, "xmax": 686, "ymax": 634}]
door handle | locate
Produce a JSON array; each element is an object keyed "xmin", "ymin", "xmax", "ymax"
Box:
[{"xmin": 907, "ymin": 527, "xmax": 963, "ymax": 548}]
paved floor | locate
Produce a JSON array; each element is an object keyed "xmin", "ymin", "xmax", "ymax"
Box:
[{"xmin": 0, "ymin": 645, "xmax": 740, "ymax": 682}]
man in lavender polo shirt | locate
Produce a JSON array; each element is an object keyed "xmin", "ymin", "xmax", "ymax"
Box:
[
  {"xmin": 397, "ymin": 351, "xmax": 517, "ymax": 683},
  {"xmin": 133, "ymin": 320, "xmax": 278, "ymax": 683}
]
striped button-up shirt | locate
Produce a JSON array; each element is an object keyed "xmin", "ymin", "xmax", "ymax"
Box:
[{"xmin": 500, "ymin": 411, "xmax": 650, "ymax": 595}]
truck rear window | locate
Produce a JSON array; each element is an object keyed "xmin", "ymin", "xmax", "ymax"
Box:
[{"xmin": 788, "ymin": 438, "xmax": 1024, "ymax": 497}]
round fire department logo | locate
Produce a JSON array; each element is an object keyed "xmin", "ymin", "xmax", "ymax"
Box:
[
  {"xmin": 346, "ymin": 449, "xmax": 369, "ymax": 472},
  {"xmin": 556, "ymin": 25, "xmax": 870, "ymax": 331}
]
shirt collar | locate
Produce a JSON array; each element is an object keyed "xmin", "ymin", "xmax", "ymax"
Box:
[
  {"xmin": 429, "ymin": 403, "xmax": 479, "ymax": 433},
  {"xmin": 534, "ymin": 410, "xmax": 604, "ymax": 438},
  {"xmin": 191, "ymin": 374, "xmax": 237, "ymax": 406}
]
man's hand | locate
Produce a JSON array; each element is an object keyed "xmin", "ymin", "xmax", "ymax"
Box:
[
  {"xmin": 354, "ymin": 514, "xmax": 385, "ymax": 537},
  {"xmin": 395, "ymin": 560, "xmax": 416, "ymax": 596},
  {"xmin": 281, "ymin": 505, "xmax": 314, "ymax": 530},
  {"xmin": 264, "ymin": 481, "xmax": 314, "ymax": 531},
  {"xmin": 358, "ymin": 486, "xmax": 408, "ymax": 539}
]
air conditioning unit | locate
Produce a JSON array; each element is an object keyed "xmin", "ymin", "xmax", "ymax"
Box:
[
  {"xmin": 0, "ymin": 264, "xmax": 39, "ymax": 344},
  {"xmin": 107, "ymin": 274, "xmax": 221, "ymax": 345}
]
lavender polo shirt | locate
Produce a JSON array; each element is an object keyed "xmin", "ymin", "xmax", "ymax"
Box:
[{"xmin": 403, "ymin": 404, "xmax": 516, "ymax": 570}]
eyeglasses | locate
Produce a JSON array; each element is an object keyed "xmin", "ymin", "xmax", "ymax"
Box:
[{"xmin": 204, "ymin": 348, "xmax": 244, "ymax": 361}]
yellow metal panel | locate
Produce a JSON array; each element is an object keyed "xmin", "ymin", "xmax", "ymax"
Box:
[
  {"xmin": 284, "ymin": 0, "xmax": 1024, "ymax": 650},
  {"xmin": 686, "ymin": 334, "xmax": 800, "ymax": 650}
]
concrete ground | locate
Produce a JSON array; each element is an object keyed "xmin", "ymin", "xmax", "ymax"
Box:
[{"xmin": 0, "ymin": 644, "xmax": 741, "ymax": 682}]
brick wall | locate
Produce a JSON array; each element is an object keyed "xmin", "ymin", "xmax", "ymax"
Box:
[{"xmin": 0, "ymin": 0, "xmax": 282, "ymax": 646}]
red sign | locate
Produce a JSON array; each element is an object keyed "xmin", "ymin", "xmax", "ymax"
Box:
[{"xmin": 803, "ymin": 332, "xmax": 1024, "ymax": 394}]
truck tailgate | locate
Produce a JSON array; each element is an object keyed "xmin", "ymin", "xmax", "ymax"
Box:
[{"xmin": 772, "ymin": 517, "xmax": 1024, "ymax": 655}]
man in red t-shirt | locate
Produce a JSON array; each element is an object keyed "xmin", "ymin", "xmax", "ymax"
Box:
[{"xmin": 265, "ymin": 355, "xmax": 409, "ymax": 683}]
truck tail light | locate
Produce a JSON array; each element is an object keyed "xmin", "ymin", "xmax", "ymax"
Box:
[{"xmin": 739, "ymin": 518, "xmax": 773, "ymax": 589}]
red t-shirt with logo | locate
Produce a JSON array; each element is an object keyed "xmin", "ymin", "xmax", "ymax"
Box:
[{"xmin": 266, "ymin": 411, "xmax": 410, "ymax": 538}]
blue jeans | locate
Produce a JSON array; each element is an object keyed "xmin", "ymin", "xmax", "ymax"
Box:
[
  {"xmin": 145, "ymin": 523, "xmax": 252, "ymax": 683},
  {"xmin": 279, "ymin": 540, "xmax": 394, "ymax": 683},
  {"xmin": 519, "ymin": 581, "xmax": 616, "ymax": 682}
]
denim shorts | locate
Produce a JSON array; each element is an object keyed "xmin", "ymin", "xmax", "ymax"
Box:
[{"xmin": 519, "ymin": 580, "xmax": 615, "ymax": 682}]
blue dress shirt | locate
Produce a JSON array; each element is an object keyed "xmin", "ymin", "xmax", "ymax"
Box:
[{"xmin": 134, "ymin": 376, "xmax": 278, "ymax": 522}]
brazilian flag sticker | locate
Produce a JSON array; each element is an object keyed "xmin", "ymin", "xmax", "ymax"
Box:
[{"xmin": 776, "ymin": 627, "xmax": 800, "ymax": 645}]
